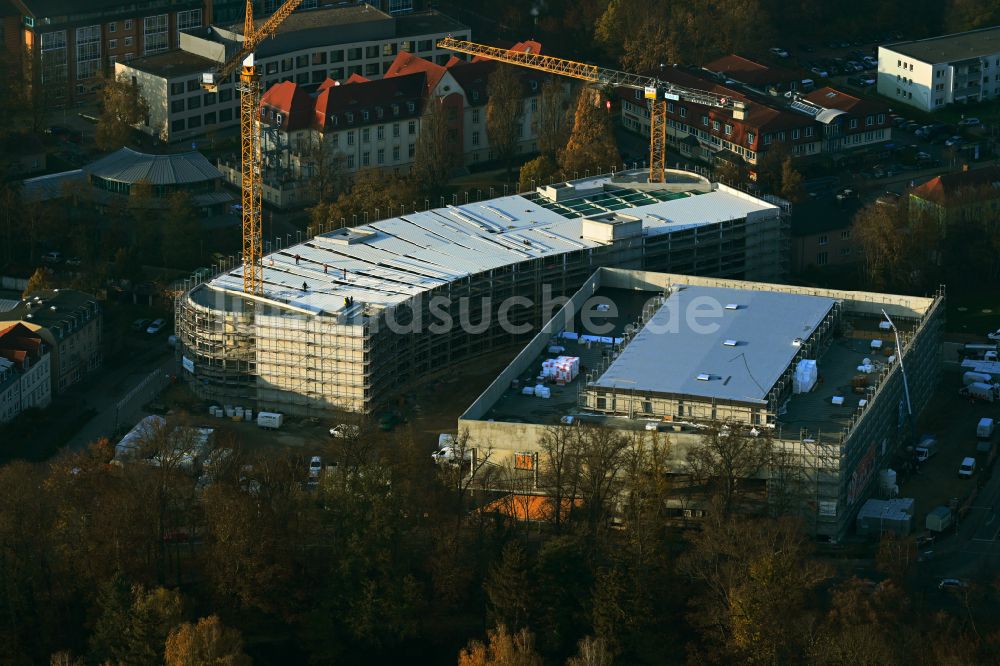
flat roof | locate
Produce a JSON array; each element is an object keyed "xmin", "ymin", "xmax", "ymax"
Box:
[
  {"xmin": 884, "ymin": 27, "xmax": 1000, "ymax": 63},
  {"xmin": 591, "ymin": 285, "xmax": 836, "ymax": 404},
  {"xmin": 124, "ymin": 49, "xmax": 218, "ymax": 78},
  {"xmin": 199, "ymin": 172, "xmax": 779, "ymax": 317}
]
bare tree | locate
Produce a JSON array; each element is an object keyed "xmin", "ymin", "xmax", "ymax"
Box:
[
  {"xmin": 538, "ymin": 424, "xmax": 582, "ymax": 530},
  {"xmin": 486, "ymin": 64, "xmax": 524, "ymax": 178},
  {"xmin": 411, "ymin": 97, "xmax": 455, "ymax": 194},
  {"xmin": 575, "ymin": 425, "xmax": 630, "ymax": 534},
  {"xmin": 685, "ymin": 422, "xmax": 774, "ymax": 515},
  {"xmin": 537, "ymin": 79, "xmax": 572, "ymax": 159}
]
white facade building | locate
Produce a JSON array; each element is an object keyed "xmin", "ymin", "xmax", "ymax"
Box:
[{"xmin": 878, "ymin": 26, "xmax": 1000, "ymax": 112}]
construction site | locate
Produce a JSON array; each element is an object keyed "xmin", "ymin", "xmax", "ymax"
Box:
[
  {"xmin": 458, "ymin": 268, "xmax": 945, "ymax": 538},
  {"xmin": 175, "ymin": 169, "xmax": 788, "ymax": 414}
]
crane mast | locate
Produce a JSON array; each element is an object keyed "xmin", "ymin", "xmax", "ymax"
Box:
[
  {"xmin": 437, "ymin": 37, "xmax": 747, "ymax": 184},
  {"xmin": 203, "ymin": 0, "xmax": 303, "ymax": 295}
]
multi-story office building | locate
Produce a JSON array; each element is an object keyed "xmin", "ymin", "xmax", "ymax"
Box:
[
  {"xmin": 878, "ymin": 27, "xmax": 1000, "ymax": 112},
  {"xmin": 117, "ymin": 3, "xmax": 468, "ymax": 144},
  {"xmin": 174, "ymin": 168, "xmax": 790, "ymax": 415},
  {"xmin": 3, "ymin": 0, "xmax": 206, "ymax": 105},
  {"xmin": 619, "ymin": 58, "xmax": 891, "ymax": 174},
  {"xmin": 242, "ymin": 44, "xmax": 549, "ymax": 208}
]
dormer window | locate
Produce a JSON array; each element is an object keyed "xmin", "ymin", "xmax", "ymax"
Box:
[
  {"xmin": 276, "ymin": 113, "xmax": 283, "ymax": 124},
  {"xmin": 472, "ymin": 90, "xmax": 479, "ymax": 102},
  {"xmin": 376, "ymin": 107, "xmax": 383, "ymax": 118},
  {"xmin": 392, "ymin": 103, "xmax": 399, "ymax": 115},
  {"xmin": 407, "ymin": 101, "xmax": 415, "ymax": 112},
  {"xmin": 346, "ymin": 111, "xmax": 354, "ymax": 123},
  {"xmin": 529, "ymin": 80, "xmax": 538, "ymax": 91}
]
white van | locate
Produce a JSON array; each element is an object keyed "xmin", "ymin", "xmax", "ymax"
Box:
[{"xmin": 959, "ymin": 457, "xmax": 976, "ymax": 478}]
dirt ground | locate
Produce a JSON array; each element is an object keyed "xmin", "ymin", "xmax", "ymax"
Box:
[{"xmin": 902, "ymin": 369, "xmax": 1000, "ymax": 524}]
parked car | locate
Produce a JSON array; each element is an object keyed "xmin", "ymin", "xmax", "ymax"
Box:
[
  {"xmin": 902, "ymin": 120, "xmax": 920, "ymax": 131},
  {"xmin": 810, "ymin": 66, "xmax": 829, "ymax": 78},
  {"xmin": 944, "ymin": 135, "xmax": 964, "ymax": 147},
  {"xmin": 132, "ymin": 318, "xmax": 152, "ymax": 332},
  {"xmin": 329, "ymin": 423, "xmax": 361, "ymax": 438},
  {"xmin": 938, "ymin": 578, "xmax": 968, "ymax": 590},
  {"xmin": 41, "ymin": 251, "xmax": 62, "ymax": 263},
  {"xmin": 769, "ymin": 47, "xmax": 789, "ymax": 58},
  {"xmin": 309, "ymin": 456, "xmax": 322, "ymax": 478},
  {"xmin": 959, "ymin": 456, "xmax": 976, "ymax": 478},
  {"xmin": 958, "ymin": 117, "xmax": 981, "ymax": 126},
  {"xmin": 146, "ymin": 318, "xmax": 167, "ymax": 334}
]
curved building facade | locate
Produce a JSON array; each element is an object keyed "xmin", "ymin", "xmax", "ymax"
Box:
[{"xmin": 175, "ymin": 170, "xmax": 790, "ymax": 415}]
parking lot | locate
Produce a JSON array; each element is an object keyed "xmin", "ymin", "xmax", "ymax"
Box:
[{"xmin": 902, "ymin": 369, "xmax": 999, "ymax": 525}]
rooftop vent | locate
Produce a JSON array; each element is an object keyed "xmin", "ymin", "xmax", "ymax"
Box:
[
  {"xmin": 792, "ymin": 337, "xmax": 803, "ymax": 347},
  {"xmin": 50, "ymin": 306, "xmax": 56, "ymax": 311},
  {"xmin": 723, "ymin": 339, "xmax": 738, "ymax": 347},
  {"xmin": 696, "ymin": 373, "xmax": 711, "ymax": 381},
  {"xmin": 724, "ymin": 303, "xmax": 740, "ymax": 310}
]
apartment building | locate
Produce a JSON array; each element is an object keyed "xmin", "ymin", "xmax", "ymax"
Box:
[
  {"xmin": 878, "ymin": 27, "xmax": 1000, "ymax": 112},
  {"xmin": 0, "ymin": 322, "xmax": 51, "ymax": 423},
  {"xmin": 619, "ymin": 61, "xmax": 890, "ymax": 174},
  {"xmin": 4, "ymin": 0, "xmax": 205, "ymax": 105},
  {"xmin": 908, "ymin": 165, "xmax": 1000, "ymax": 227},
  {"xmin": 117, "ymin": 3, "xmax": 468, "ymax": 144},
  {"xmin": 0, "ymin": 290, "xmax": 102, "ymax": 394},
  {"xmin": 240, "ymin": 46, "xmax": 547, "ymax": 208}
]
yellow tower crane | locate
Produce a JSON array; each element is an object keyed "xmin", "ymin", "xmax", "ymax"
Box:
[
  {"xmin": 202, "ymin": 0, "xmax": 303, "ymax": 295},
  {"xmin": 437, "ymin": 37, "xmax": 748, "ymax": 184}
]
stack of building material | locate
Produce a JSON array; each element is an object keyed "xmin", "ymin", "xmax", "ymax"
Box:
[
  {"xmin": 541, "ymin": 356, "xmax": 580, "ymax": 383},
  {"xmin": 534, "ymin": 384, "xmax": 551, "ymax": 398},
  {"xmin": 792, "ymin": 359, "xmax": 818, "ymax": 393}
]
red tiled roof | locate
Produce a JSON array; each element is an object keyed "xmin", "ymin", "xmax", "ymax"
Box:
[
  {"xmin": 259, "ymin": 81, "xmax": 314, "ymax": 131},
  {"xmin": 910, "ymin": 166, "xmax": 1000, "ymax": 206},
  {"xmin": 385, "ymin": 51, "xmax": 448, "ymax": 94},
  {"xmin": 803, "ymin": 87, "xmax": 889, "ymax": 115},
  {"xmin": 703, "ymin": 54, "xmax": 800, "ymax": 87},
  {"xmin": 344, "ymin": 73, "xmax": 370, "ymax": 85}
]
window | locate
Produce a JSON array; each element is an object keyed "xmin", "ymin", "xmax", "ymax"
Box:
[
  {"xmin": 108, "ymin": 39, "xmax": 117, "ymax": 50},
  {"xmin": 392, "ymin": 145, "xmax": 400, "ymax": 160},
  {"xmin": 472, "ymin": 108, "xmax": 480, "ymax": 124},
  {"xmin": 712, "ymin": 120, "xmax": 720, "ymax": 131},
  {"xmin": 841, "ymin": 247, "xmax": 851, "ymax": 256},
  {"xmin": 75, "ymin": 25, "xmax": 101, "ymax": 80},
  {"xmin": 377, "ymin": 148, "xmax": 384, "ymax": 164},
  {"xmin": 219, "ymin": 89, "xmax": 232, "ymax": 102},
  {"xmin": 667, "ymin": 102, "xmax": 674, "ymax": 113},
  {"xmin": 170, "ymin": 81, "xmax": 184, "ymax": 95},
  {"xmin": 362, "ymin": 127, "xmax": 370, "ymax": 143},
  {"xmin": 702, "ymin": 115, "xmax": 709, "ymax": 126},
  {"xmin": 172, "ymin": 119, "xmax": 185, "ymax": 132},
  {"xmin": 849, "ymin": 118, "xmax": 858, "ymax": 129},
  {"xmin": 220, "ymin": 108, "xmax": 233, "ymax": 122},
  {"xmin": 171, "ymin": 99, "xmax": 184, "ymax": 113},
  {"xmin": 472, "ymin": 131, "xmax": 480, "ymax": 146},
  {"xmin": 295, "ymin": 72, "xmax": 308, "ymax": 84},
  {"xmin": 330, "ymin": 67, "xmax": 344, "ymax": 80},
  {"xmin": 383, "ymin": 42, "xmax": 397, "ymax": 57},
  {"xmin": 373, "ymin": 125, "xmax": 382, "ymax": 140},
  {"xmin": 408, "ymin": 143, "xmax": 415, "ymax": 158},
  {"xmin": 39, "ymin": 31, "xmax": 68, "ymax": 84},
  {"xmin": 295, "ymin": 54, "xmax": 308, "ymax": 68},
  {"xmin": 805, "ymin": 126, "xmax": 813, "ymax": 137},
  {"xmin": 330, "ymin": 49, "xmax": 344, "ymax": 63},
  {"xmin": 347, "ymin": 155, "xmax": 355, "ymax": 169},
  {"xmin": 188, "ymin": 115, "xmax": 201, "ymax": 129},
  {"xmin": 124, "ymin": 19, "xmax": 133, "ymax": 30},
  {"xmin": 347, "ymin": 130, "xmax": 355, "ymax": 145},
  {"xmin": 877, "ymin": 113, "xmax": 885, "ymax": 124},
  {"xmin": 746, "ymin": 131, "xmax": 755, "ymax": 145},
  {"xmin": 763, "ymin": 133, "xmax": 772, "ymax": 145},
  {"xmin": 418, "ymin": 39, "xmax": 432, "ymax": 52},
  {"xmin": 187, "ymin": 96, "xmax": 201, "ymax": 110},
  {"xmin": 365, "ymin": 63, "xmax": 379, "ymax": 76},
  {"xmin": 816, "ymin": 251, "xmax": 828, "ymax": 266},
  {"xmin": 724, "ymin": 123, "xmax": 732, "ymax": 136},
  {"xmin": 143, "ymin": 14, "xmax": 168, "ymax": 55},
  {"xmin": 818, "ymin": 234, "xmax": 828, "ymax": 245},
  {"xmin": 514, "ymin": 453, "xmax": 535, "ymax": 471},
  {"xmin": 840, "ymin": 229, "xmax": 851, "ymax": 240},
  {"xmin": 348, "ymin": 47, "xmax": 362, "ymax": 61},
  {"xmin": 108, "ymin": 22, "xmax": 116, "ymax": 33},
  {"xmin": 312, "ymin": 51, "xmax": 327, "ymax": 66},
  {"xmin": 865, "ymin": 114, "xmax": 874, "ymax": 126},
  {"xmin": 392, "ymin": 123, "xmax": 399, "ymax": 138},
  {"xmin": 204, "ymin": 111, "xmax": 217, "ymax": 125},
  {"xmin": 176, "ymin": 9, "xmax": 201, "ymax": 42},
  {"xmin": 679, "ymin": 106, "xmax": 687, "ymax": 118},
  {"xmin": 124, "ymin": 36, "xmax": 133, "ymax": 47},
  {"xmin": 408, "ymin": 120, "xmax": 416, "ymax": 135},
  {"xmin": 361, "ymin": 45, "xmax": 376, "ymax": 59},
  {"xmin": 362, "ymin": 151, "xmax": 370, "ymax": 166},
  {"xmin": 530, "ymin": 97, "xmax": 537, "ymax": 112},
  {"xmin": 400, "ymin": 41, "xmax": 413, "ymax": 53}
]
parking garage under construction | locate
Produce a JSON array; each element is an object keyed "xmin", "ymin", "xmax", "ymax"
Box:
[
  {"xmin": 175, "ymin": 169, "xmax": 788, "ymax": 415},
  {"xmin": 459, "ymin": 268, "xmax": 944, "ymax": 538}
]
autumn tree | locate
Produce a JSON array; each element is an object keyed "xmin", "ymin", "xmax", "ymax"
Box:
[
  {"xmin": 486, "ymin": 65, "xmax": 524, "ymax": 178},
  {"xmin": 326, "ymin": 168, "xmax": 417, "ymax": 226},
  {"xmin": 685, "ymin": 422, "xmax": 774, "ymax": 514},
  {"xmin": 89, "ymin": 577, "xmax": 184, "ymax": 666},
  {"xmin": 779, "ymin": 156, "xmax": 805, "ymax": 203},
  {"xmin": 678, "ymin": 513, "xmax": 831, "ymax": 663},
  {"xmin": 96, "ymin": 72, "xmax": 150, "ymax": 151},
  {"xmin": 537, "ymin": 79, "xmax": 571, "ymax": 159},
  {"xmin": 303, "ymin": 135, "xmax": 347, "ymax": 231},
  {"xmin": 458, "ymin": 624, "xmax": 543, "ymax": 666},
  {"xmin": 411, "ymin": 97, "xmax": 456, "ymax": 195},
  {"xmin": 161, "ymin": 191, "xmax": 202, "ymax": 269},
  {"xmin": 164, "ymin": 615, "xmax": 251, "ymax": 666},
  {"xmin": 559, "ymin": 89, "xmax": 620, "ymax": 178},
  {"xmin": 566, "ymin": 636, "xmax": 613, "ymax": 666},
  {"xmin": 22, "ymin": 266, "xmax": 55, "ymax": 298},
  {"xmin": 518, "ymin": 155, "xmax": 559, "ymax": 193}
]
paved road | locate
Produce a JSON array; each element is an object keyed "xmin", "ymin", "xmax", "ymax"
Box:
[{"xmin": 63, "ymin": 347, "xmax": 178, "ymax": 451}]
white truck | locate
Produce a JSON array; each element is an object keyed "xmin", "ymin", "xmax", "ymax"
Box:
[
  {"xmin": 256, "ymin": 411, "xmax": 284, "ymax": 429},
  {"xmin": 960, "ymin": 382, "xmax": 999, "ymax": 402},
  {"xmin": 959, "ymin": 456, "xmax": 977, "ymax": 479},
  {"xmin": 925, "ymin": 505, "xmax": 953, "ymax": 533},
  {"xmin": 978, "ymin": 417, "xmax": 995, "ymax": 439},
  {"xmin": 431, "ymin": 444, "xmax": 473, "ymax": 465},
  {"xmin": 914, "ymin": 435, "xmax": 938, "ymax": 462},
  {"xmin": 963, "ymin": 371, "xmax": 993, "ymax": 385}
]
